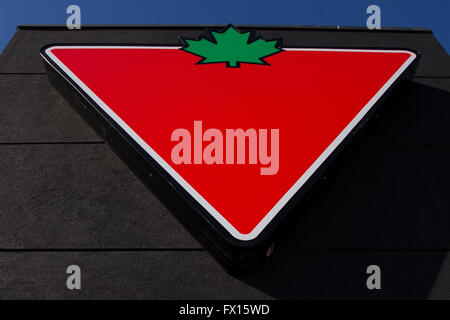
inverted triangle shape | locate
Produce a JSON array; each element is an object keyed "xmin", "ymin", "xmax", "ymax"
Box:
[{"xmin": 42, "ymin": 45, "xmax": 417, "ymax": 241}]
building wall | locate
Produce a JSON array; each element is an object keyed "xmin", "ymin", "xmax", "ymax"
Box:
[{"xmin": 0, "ymin": 26, "xmax": 449, "ymax": 299}]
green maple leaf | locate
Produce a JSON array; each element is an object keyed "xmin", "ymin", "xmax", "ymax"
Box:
[{"xmin": 181, "ymin": 25, "xmax": 283, "ymax": 68}]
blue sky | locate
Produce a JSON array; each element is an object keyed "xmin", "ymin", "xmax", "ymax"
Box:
[{"xmin": 0, "ymin": 0, "xmax": 449, "ymax": 54}]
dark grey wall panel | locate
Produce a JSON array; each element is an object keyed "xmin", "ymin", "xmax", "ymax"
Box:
[
  {"xmin": 0, "ymin": 144, "xmax": 199, "ymax": 249},
  {"xmin": 0, "ymin": 251, "xmax": 446, "ymax": 299},
  {"xmin": 2, "ymin": 143, "xmax": 449, "ymax": 251},
  {"xmin": 0, "ymin": 76, "xmax": 447, "ymax": 145},
  {"xmin": 0, "ymin": 28, "xmax": 202, "ymax": 74},
  {"xmin": 278, "ymin": 144, "xmax": 450, "ymax": 250},
  {"xmin": 428, "ymin": 254, "xmax": 450, "ymax": 299},
  {"xmin": 0, "ymin": 251, "xmax": 271, "ymax": 299},
  {"xmin": 0, "ymin": 74, "xmax": 101, "ymax": 143},
  {"xmin": 270, "ymin": 29, "xmax": 450, "ymax": 77},
  {"xmin": 365, "ymin": 78, "xmax": 450, "ymax": 146},
  {"xmin": 0, "ymin": 27, "xmax": 448, "ymax": 76},
  {"xmin": 240, "ymin": 251, "xmax": 448, "ymax": 299}
]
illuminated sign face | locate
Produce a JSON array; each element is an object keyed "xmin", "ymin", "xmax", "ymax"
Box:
[{"xmin": 41, "ymin": 26, "xmax": 418, "ymax": 265}]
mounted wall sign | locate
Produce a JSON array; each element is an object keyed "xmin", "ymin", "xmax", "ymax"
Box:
[{"xmin": 41, "ymin": 25, "xmax": 419, "ymax": 270}]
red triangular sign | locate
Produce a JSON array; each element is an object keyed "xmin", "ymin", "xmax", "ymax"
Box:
[{"xmin": 42, "ymin": 45, "xmax": 417, "ymax": 241}]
